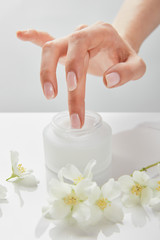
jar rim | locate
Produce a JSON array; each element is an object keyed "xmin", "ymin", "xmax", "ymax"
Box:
[{"xmin": 51, "ymin": 111, "xmax": 102, "ymax": 136}]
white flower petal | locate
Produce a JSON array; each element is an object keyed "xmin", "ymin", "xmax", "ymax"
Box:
[
  {"xmin": 141, "ymin": 187, "xmax": 153, "ymax": 205},
  {"xmin": 104, "ymin": 202, "xmax": 124, "ymax": 223},
  {"xmin": 118, "ymin": 175, "xmax": 134, "ymax": 193},
  {"xmin": 72, "ymin": 203, "xmax": 91, "ymax": 223},
  {"xmin": 101, "ymin": 178, "xmax": 121, "ymax": 201},
  {"xmin": 24, "ymin": 169, "xmax": 33, "ymax": 174},
  {"xmin": 148, "ymin": 178, "xmax": 159, "ymax": 190},
  {"xmin": 0, "ymin": 185, "xmax": 7, "ymax": 200},
  {"xmin": 58, "ymin": 164, "xmax": 82, "ymax": 182},
  {"xmin": 149, "ymin": 197, "xmax": 160, "ymax": 211},
  {"xmin": 17, "ymin": 175, "xmax": 39, "ymax": 187},
  {"xmin": 8, "ymin": 151, "xmax": 34, "ymax": 182},
  {"xmin": 49, "ymin": 178, "xmax": 71, "ymax": 199},
  {"xmin": 19, "ymin": 171, "xmax": 33, "ymax": 178},
  {"xmin": 133, "ymin": 171, "xmax": 150, "ymax": 186},
  {"xmin": 121, "ymin": 193, "xmax": 140, "ymax": 207},
  {"xmin": 83, "ymin": 159, "xmax": 96, "ymax": 180},
  {"xmin": 87, "ymin": 205, "xmax": 103, "ymax": 225},
  {"xmin": 75, "ymin": 180, "xmax": 98, "ymax": 201},
  {"xmin": 10, "ymin": 151, "xmax": 19, "ymax": 175},
  {"xmin": 87, "ymin": 184, "xmax": 101, "ymax": 204},
  {"xmin": 44, "ymin": 199, "xmax": 71, "ymax": 220},
  {"xmin": 154, "ymin": 190, "xmax": 160, "ymax": 198}
]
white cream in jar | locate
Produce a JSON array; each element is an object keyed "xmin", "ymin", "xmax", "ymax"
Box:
[{"xmin": 43, "ymin": 111, "xmax": 112, "ymax": 183}]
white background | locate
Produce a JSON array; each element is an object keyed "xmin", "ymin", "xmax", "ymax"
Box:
[{"xmin": 0, "ymin": 0, "xmax": 160, "ymax": 112}]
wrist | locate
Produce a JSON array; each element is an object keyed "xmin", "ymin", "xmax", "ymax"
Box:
[
  {"xmin": 112, "ymin": 23, "xmax": 141, "ymax": 53},
  {"xmin": 121, "ymin": 32, "xmax": 141, "ymax": 53}
]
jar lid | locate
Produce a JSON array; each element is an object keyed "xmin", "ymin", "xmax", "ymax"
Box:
[{"xmin": 51, "ymin": 111, "xmax": 102, "ymax": 136}]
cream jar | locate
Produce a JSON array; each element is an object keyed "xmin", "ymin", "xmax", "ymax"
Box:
[{"xmin": 43, "ymin": 111, "xmax": 112, "ymax": 184}]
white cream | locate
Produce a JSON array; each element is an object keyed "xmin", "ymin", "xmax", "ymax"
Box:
[{"xmin": 43, "ymin": 111, "xmax": 112, "ymax": 183}]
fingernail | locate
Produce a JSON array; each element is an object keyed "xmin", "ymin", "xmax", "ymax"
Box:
[
  {"xmin": 105, "ymin": 72, "xmax": 120, "ymax": 88},
  {"xmin": 71, "ymin": 113, "xmax": 81, "ymax": 129},
  {"xmin": 43, "ymin": 82, "xmax": 54, "ymax": 99},
  {"xmin": 67, "ymin": 71, "xmax": 77, "ymax": 91}
]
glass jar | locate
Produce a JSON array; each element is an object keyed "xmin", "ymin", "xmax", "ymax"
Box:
[{"xmin": 43, "ymin": 111, "xmax": 112, "ymax": 184}]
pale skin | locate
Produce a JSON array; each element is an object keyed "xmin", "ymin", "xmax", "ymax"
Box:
[{"xmin": 17, "ymin": 0, "xmax": 160, "ymax": 128}]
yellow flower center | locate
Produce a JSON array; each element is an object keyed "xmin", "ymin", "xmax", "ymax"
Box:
[
  {"xmin": 156, "ymin": 181, "xmax": 160, "ymax": 191},
  {"xmin": 63, "ymin": 191, "xmax": 79, "ymax": 206},
  {"xmin": 131, "ymin": 183, "xmax": 144, "ymax": 196},
  {"xmin": 96, "ymin": 198, "xmax": 111, "ymax": 210},
  {"xmin": 73, "ymin": 175, "xmax": 84, "ymax": 184},
  {"xmin": 17, "ymin": 163, "xmax": 26, "ymax": 173}
]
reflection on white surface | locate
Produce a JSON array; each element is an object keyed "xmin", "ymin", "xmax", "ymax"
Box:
[
  {"xmin": 140, "ymin": 121, "xmax": 160, "ymax": 131},
  {"xmin": 124, "ymin": 206, "xmax": 149, "ymax": 228},
  {"xmin": 41, "ymin": 206, "xmax": 156, "ymax": 240},
  {"xmin": 112, "ymin": 122, "xmax": 160, "ymax": 179},
  {"xmin": 131, "ymin": 206, "xmax": 149, "ymax": 228},
  {"xmin": 0, "ymin": 199, "xmax": 8, "ymax": 218},
  {"xmin": 35, "ymin": 217, "xmax": 50, "ymax": 238},
  {"xmin": 48, "ymin": 221, "xmax": 120, "ymax": 240},
  {"xmin": 13, "ymin": 182, "xmax": 38, "ymax": 207},
  {"xmin": 152, "ymin": 209, "xmax": 160, "ymax": 223}
]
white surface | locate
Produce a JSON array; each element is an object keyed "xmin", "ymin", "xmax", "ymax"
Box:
[
  {"xmin": 0, "ymin": 112, "xmax": 160, "ymax": 240},
  {"xmin": 0, "ymin": 0, "xmax": 160, "ymax": 112}
]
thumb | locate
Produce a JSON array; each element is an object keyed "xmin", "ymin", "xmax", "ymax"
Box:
[{"xmin": 103, "ymin": 55, "xmax": 146, "ymax": 88}]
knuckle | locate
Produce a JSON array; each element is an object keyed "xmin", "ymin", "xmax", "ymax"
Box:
[
  {"xmin": 101, "ymin": 22, "xmax": 111, "ymax": 28},
  {"xmin": 65, "ymin": 59, "xmax": 76, "ymax": 73},
  {"xmin": 66, "ymin": 56, "xmax": 79, "ymax": 65},
  {"xmin": 68, "ymin": 94, "xmax": 84, "ymax": 108},
  {"xmin": 95, "ymin": 22, "xmax": 114, "ymax": 38},
  {"xmin": 42, "ymin": 40, "xmax": 59, "ymax": 52},
  {"xmin": 40, "ymin": 69, "xmax": 51, "ymax": 80},
  {"xmin": 28, "ymin": 29, "xmax": 37, "ymax": 35},
  {"xmin": 95, "ymin": 20, "xmax": 105, "ymax": 25},
  {"xmin": 42, "ymin": 40, "xmax": 59, "ymax": 54},
  {"xmin": 94, "ymin": 21, "xmax": 113, "ymax": 33},
  {"xmin": 97, "ymin": 21, "xmax": 112, "ymax": 30},
  {"xmin": 43, "ymin": 41, "xmax": 53, "ymax": 50},
  {"xmin": 75, "ymin": 24, "xmax": 88, "ymax": 31},
  {"xmin": 65, "ymin": 56, "xmax": 84, "ymax": 74},
  {"xmin": 42, "ymin": 41, "xmax": 52, "ymax": 52},
  {"xmin": 27, "ymin": 29, "xmax": 39, "ymax": 38},
  {"xmin": 69, "ymin": 31, "xmax": 86, "ymax": 43},
  {"xmin": 68, "ymin": 32, "xmax": 88, "ymax": 51}
]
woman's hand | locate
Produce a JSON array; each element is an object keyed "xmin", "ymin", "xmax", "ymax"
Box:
[{"xmin": 17, "ymin": 22, "xmax": 146, "ymax": 128}]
